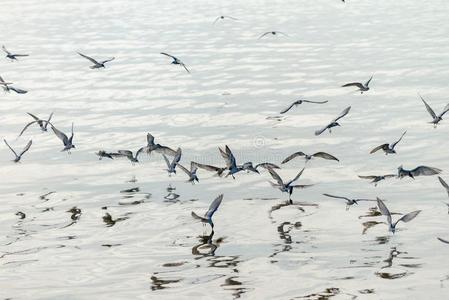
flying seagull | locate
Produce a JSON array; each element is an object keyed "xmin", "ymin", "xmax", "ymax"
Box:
[
  {"xmin": 370, "ymin": 131, "xmax": 407, "ymax": 155},
  {"xmin": 358, "ymin": 174, "xmax": 396, "ymax": 186},
  {"xmin": 280, "ymin": 99, "xmax": 328, "ymax": 114},
  {"xmin": 219, "ymin": 145, "xmax": 244, "ymax": 179},
  {"xmin": 192, "ymin": 162, "xmax": 226, "ymax": 177},
  {"xmin": 282, "ymin": 151, "xmax": 339, "ymax": 164},
  {"xmin": 136, "ymin": 133, "xmax": 176, "ymax": 159},
  {"xmin": 342, "ymin": 75, "xmax": 373, "ymax": 93},
  {"xmin": 419, "ymin": 94, "xmax": 449, "ymax": 127},
  {"xmin": 258, "ymin": 31, "xmax": 289, "ymax": 39},
  {"xmin": 77, "ymin": 52, "xmax": 115, "ymax": 69},
  {"xmin": 213, "ymin": 15, "xmax": 238, "ymax": 24},
  {"xmin": 18, "ymin": 112, "xmax": 54, "ymax": 137},
  {"xmin": 178, "ymin": 161, "xmax": 199, "ymax": 183},
  {"xmin": 397, "ymin": 165, "xmax": 441, "ymax": 179},
  {"xmin": 315, "ymin": 106, "xmax": 351, "ymax": 136},
  {"xmin": 2, "ymin": 45, "xmax": 29, "ymax": 60},
  {"xmin": 377, "ymin": 198, "xmax": 420, "ymax": 234},
  {"xmin": 160, "ymin": 52, "xmax": 190, "ymax": 73},
  {"xmin": 268, "ymin": 167, "xmax": 313, "ymax": 203},
  {"xmin": 191, "ymin": 194, "xmax": 223, "ymax": 228},
  {"xmin": 0, "ymin": 75, "xmax": 27, "ymax": 94},
  {"xmin": 4, "ymin": 139, "xmax": 32, "ymax": 162},
  {"xmin": 163, "ymin": 147, "xmax": 182, "ymax": 175},
  {"xmin": 51, "ymin": 123, "xmax": 75, "ymax": 153},
  {"xmin": 323, "ymin": 193, "xmax": 376, "ymax": 210}
]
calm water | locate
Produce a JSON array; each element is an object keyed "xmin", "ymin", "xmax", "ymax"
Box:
[{"xmin": 1, "ymin": 0, "xmax": 449, "ymax": 299}]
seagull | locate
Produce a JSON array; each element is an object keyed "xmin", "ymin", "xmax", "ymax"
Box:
[
  {"xmin": 282, "ymin": 151, "xmax": 339, "ymax": 164},
  {"xmin": 51, "ymin": 123, "xmax": 75, "ymax": 153},
  {"xmin": 213, "ymin": 15, "xmax": 238, "ymax": 24},
  {"xmin": 160, "ymin": 52, "xmax": 190, "ymax": 73},
  {"xmin": 342, "ymin": 75, "xmax": 373, "ymax": 93},
  {"xmin": 116, "ymin": 150, "xmax": 139, "ymax": 163},
  {"xmin": 377, "ymin": 198, "xmax": 421, "ymax": 233},
  {"xmin": 280, "ymin": 99, "xmax": 328, "ymax": 114},
  {"xmin": 323, "ymin": 193, "xmax": 376, "ymax": 210},
  {"xmin": 162, "ymin": 147, "xmax": 182, "ymax": 175},
  {"xmin": 136, "ymin": 133, "xmax": 176, "ymax": 159},
  {"xmin": 219, "ymin": 145, "xmax": 244, "ymax": 179},
  {"xmin": 18, "ymin": 112, "xmax": 54, "ymax": 137},
  {"xmin": 1, "ymin": 76, "xmax": 28, "ymax": 94},
  {"xmin": 2, "ymin": 45, "xmax": 29, "ymax": 60},
  {"xmin": 397, "ymin": 165, "xmax": 441, "ymax": 179},
  {"xmin": 255, "ymin": 162, "xmax": 280, "ymax": 171},
  {"xmin": 370, "ymin": 131, "xmax": 407, "ymax": 155},
  {"xmin": 192, "ymin": 162, "xmax": 226, "ymax": 177},
  {"xmin": 77, "ymin": 52, "xmax": 115, "ymax": 69},
  {"xmin": 258, "ymin": 31, "xmax": 289, "ymax": 39},
  {"xmin": 419, "ymin": 94, "xmax": 449, "ymax": 127},
  {"xmin": 240, "ymin": 162, "xmax": 260, "ymax": 174},
  {"xmin": 315, "ymin": 106, "xmax": 351, "ymax": 136},
  {"xmin": 191, "ymin": 194, "xmax": 223, "ymax": 228},
  {"xmin": 268, "ymin": 167, "xmax": 313, "ymax": 203},
  {"xmin": 4, "ymin": 139, "xmax": 32, "ymax": 162},
  {"xmin": 178, "ymin": 161, "xmax": 199, "ymax": 183},
  {"xmin": 95, "ymin": 150, "xmax": 114, "ymax": 160},
  {"xmin": 358, "ymin": 174, "xmax": 396, "ymax": 186}
]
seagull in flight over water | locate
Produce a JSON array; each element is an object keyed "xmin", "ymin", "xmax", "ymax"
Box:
[
  {"xmin": 2, "ymin": 45, "xmax": 29, "ymax": 60},
  {"xmin": 377, "ymin": 198, "xmax": 421, "ymax": 234},
  {"xmin": 342, "ymin": 75, "xmax": 373, "ymax": 93},
  {"xmin": 51, "ymin": 123, "xmax": 75, "ymax": 153},
  {"xmin": 160, "ymin": 52, "xmax": 190, "ymax": 73},
  {"xmin": 178, "ymin": 161, "xmax": 200, "ymax": 183},
  {"xmin": 370, "ymin": 131, "xmax": 407, "ymax": 155},
  {"xmin": 163, "ymin": 147, "xmax": 182, "ymax": 175},
  {"xmin": 191, "ymin": 194, "xmax": 223, "ymax": 228},
  {"xmin": 213, "ymin": 15, "xmax": 238, "ymax": 24},
  {"xmin": 268, "ymin": 167, "xmax": 313, "ymax": 204},
  {"xmin": 315, "ymin": 106, "xmax": 351, "ymax": 136},
  {"xmin": 258, "ymin": 31, "xmax": 289, "ymax": 39},
  {"xmin": 4, "ymin": 139, "xmax": 32, "ymax": 162},
  {"xmin": 77, "ymin": 52, "xmax": 115, "ymax": 69},
  {"xmin": 282, "ymin": 151, "xmax": 339, "ymax": 164},
  {"xmin": 358, "ymin": 174, "xmax": 396, "ymax": 186},
  {"xmin": 419, "ymin": 94, "xmax": 449, "ymax": 127},
  {"xmin": 280, "ymin": 99, "xmax": 328, "ymax": 114},
  {"xmin": 397, "ymin": 165, "xmax": 441, "ymax": 179},
  {"xmin": 323, "ymin": 193, "xmax": 376, "ymax": 210},
  {"xmin": 18, "ymin": 112, "xmax": 54, "ymax": 137}
]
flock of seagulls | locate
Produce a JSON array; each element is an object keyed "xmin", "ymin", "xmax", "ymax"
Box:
[{"xmin": 2, "ymin": 13, "xmax": 449, "ymax": 242}]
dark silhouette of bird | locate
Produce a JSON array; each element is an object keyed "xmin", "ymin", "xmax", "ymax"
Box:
[
  {"xmin": 419, "ymin": 94, "xmax": 449, "ymax": 127},
  {"xmin": 4, "ymin": 139, "xmax": 32, "ymax": 162},
  {"xmin": 342, "ymin": 75, "xmax": 373, "ymax": 93},
  {"xmin": 160, "ymin": 52, "xmax": 190, "ymax": 73},
  {"xmin": 397, "ymin": 165, "xmax": 441, "ymax": 179},
  {"xmin": 280, "ymin": 99, "xmax": 328, "ymax": 114},
  {"xmin": 2, "ymin": 45, "xmax": 29, "ymax": 60},
  {"xmin": 315, "ymin": 106, "xmax": 351, "ymax": 135},
  {"xmin": 377, "ymin": 198, "xmax": 420, "ymax": 233},
  {"xmin": 370, "ymin": 131, "xmax": 406, "ymax": 155},
  {"xmin": 77, "ymin": 52, "xmax": 115, "ymax": 69},
  {"xmin": 282, "ymin": 151, "xmax": 339, "ymax": 164}
]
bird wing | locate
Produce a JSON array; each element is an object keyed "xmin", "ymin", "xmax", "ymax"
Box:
[
  {"xmin": 365, "ymin": 75, "xmax": 374, "ymax": 87},
  {"xmin": 181, "ymin": 63, "xmax": 190, "ymax": 74},
  {"xmin": 287, "ymin": 167, "xmax": 305, "ymax": 186},
  {"xmin": 77, "ymin": 52, "xmax": 99, "ymax": 64},
  {"xmin": 394, "ymin": 210, "xmax": 421, "ymax": 227},
  {"xmin": 194, "ymin": 162, "xmax": 223, "ymax": 172},
  {"xmin": 391, "ymin": 130, "xmax": 407, "ymax": 149},
  {"xmin": 45, "ymin": 112, "xmax": 54, "ymax": 129},
  {"xmin": 280, "ymin": 102, "xmax": 297, "ymax": 114},
  {"xmin": 411, "ymin": 166, "xmax": 442, "ymax": 176},
  {"xmin": 19, "ymin": 140, "xmax": 32, "ymax": 157},
  {"xmin": 370, "ymin": 143, "xmax": 389, "ymax": 154},
  {"xmin": 176, "ymin": 163, "xmax": 191, "ymax": 176},
  {"xmin": 117, "ymin": 150, "xmax": 133, "ymax": 158},
  {"xmin": 302, "ymin": 100, "xmax": 328, "ymax": 104},
  {"xmin": 162, "ymin": 154, "xmax": 171, "ymax": 169},
  {"xmin": 419, "ymin": 94, "xmax": 437, "ymax": 119},
  {"xmin": 377, "ymin": 198, "xmax": 392, "ymax": 226},
  {"xmin": 258, "ymin": 32, "xmax": 271, "ymax": 39},
  {"xmin": 333, "ymin": 106, "xmax": 351, "ymax": 122},
  {"xmin": 437, "ymin": 237, "xmax": 449, "ymax": 244},
  {"xmin": 172, "ymin": 148, "xmax": 182, "ymax": 166},
  {"xmin": 3, "ymin": 139, "xmax": 18, "ymax": 157},
  {"xmin": 224, "ymin": 15, "xmax": 239, "ymax": 20},
  {"xmin": 212, "ymin": 16, "xmax": 221, "ymax": 24},
  {"xmin": 438, "ymin": 103, "xmax": 449, "ymax": 118},
  {"xmin": 191, "ymin": 211, "xmax": 207, "ymax": 222},
  {"xmin": 291, "ymin": 184, "xmax": 314, "ymax": 189},
  {"xmin": 205, "ymin": 194, "xmax": 223, "ymax": 219},
  {"xmin": 160, "ymin": 52, "xmax": 177, "ymax": 60},
  {"xmin": 190, "ymin": 161, "xmax": 198, "ymax": 173},
  {"xmin": 268, "ymin": 168, "xmax": 284, "ymax": 187},
  {"xmin": 312, "ymin": 152, "xmax": 339, "ymax": 161},
  {"xmin": 314, "ymin": 125, "xmax": 329, "ymax": 136},
  {"xmin": 438, "ymin": 176, "xmax": 449, "ymax": 194},
  {"xmin": 281, "ymin": 152, "xmax": 306, "ymax": 164},
  {"xmin": 383, "ymin": 174, "xmax": 397, "ymax": 178},
  {"xmin": 9, "ymin": 87, "xmax": 27, "ymax": 94},
  {"xmin": 135, "ymin": 146, "xmax": 148, "ymax": 159},
  {"xmin": 323, "ymin": 193, "xmax": 351, "ymax": 201},
  {"xmin": 2, "ymin": 45, "xmax": 11, "ymax": 55},
  {"xmin": 255, "ymin": 162, "xmax": 280, "ymax": 170},
  {"xmin": 276, "ymin": 31, "xmax": 289, "ymax": 37},
  {"xmin": 0, "ymin": 75, "xmax": 5, "ymax": 84},
  {"xmin": 13, "ymin": 54, "xmax": 29, "ymax": 57},
  {"xmin": 51, "ymin": 125, "xmax": 69, "ymax": 144},
  {"xmin": 155, "ymin": 145, "xmax": 177, "ymax": 156},
  {"xmin": 146, "ymin": 133, "xmax": 155, "ymax": 145},
  {"xmin": 341, "ymin": 82, "xmax": 364, "ymax": 89},
  {"xmin": 68, "ymin": 122, "xmax": 74, "ymax": 143},
  {"xmin": 27, "ymin": 112, "xmax": 40, "ymax": 122},
  {"xmin": 101, "ymin": 57, "xmax": 115, "ymax": 64},
  {"xmin": 18, "ymin": 120, "xmax": 40, "ymax": 137},
  {"xmin": 358, "ymin": 175, "xmax": 377, "ymax": 180}
]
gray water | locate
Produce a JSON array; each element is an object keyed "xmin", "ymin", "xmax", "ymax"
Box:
[{"xmin": 1, "ymin": 0, "xmax": 449, "ymax": 299}]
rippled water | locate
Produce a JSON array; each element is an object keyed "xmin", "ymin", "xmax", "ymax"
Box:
[{"xmin": 2, "ymin": 0, "xmax": 449, "ymax": 299}]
